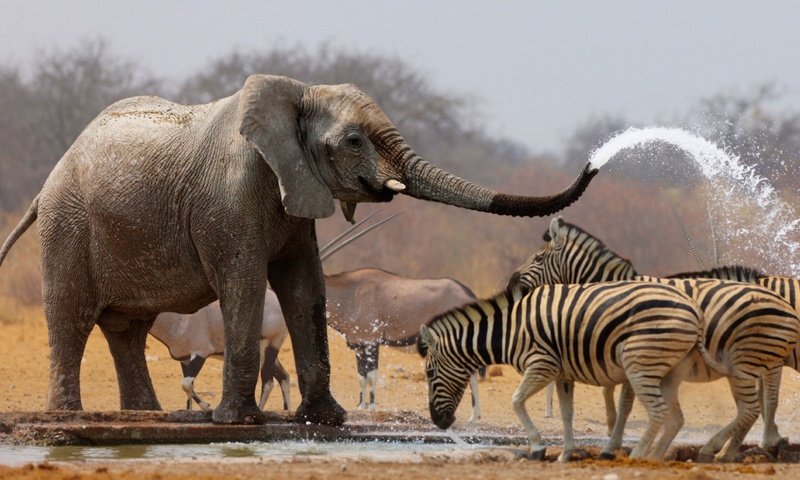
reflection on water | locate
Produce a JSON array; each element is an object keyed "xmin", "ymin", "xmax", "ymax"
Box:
[{"xmin": 0, "ymin": 441, "xmax": 465, "ymax": 467}]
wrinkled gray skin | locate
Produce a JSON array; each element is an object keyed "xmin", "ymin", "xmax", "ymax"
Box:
[
  {"xmin": 325, "ymin": 268, "xmax": 480, "ymax": 415},
  {"xmin": 0, "ymin": 75, "xmax": 597, "ymax": 426},
  {"xmin": 150, "ymin": 289, "xmax": 290, "ymax": 412}
]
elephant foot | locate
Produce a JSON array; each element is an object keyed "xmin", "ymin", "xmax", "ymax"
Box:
[
  {"xmin": 212, "ymin": 397, "xmax": 265, "ymax": 425},
  {"xmin": 46, "ymin": 392, "xmax": 83, "ymax": 411},
  {"xmin": 295, "ymin": 394, "xmax": 347, "ymax": 426},
  {"xmin": 120, "ymin": 392, "xmax": 162, "ymax": 411}
]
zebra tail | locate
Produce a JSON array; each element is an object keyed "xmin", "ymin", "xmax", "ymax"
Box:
[{"xmin": 694, "ymin": 329, "xmax": 731, "ymax": 377}]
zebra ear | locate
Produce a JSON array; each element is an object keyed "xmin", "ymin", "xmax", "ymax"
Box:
[
  {"xmin": 419, "ymin": 325, "xmax": 438, "ymax": 353},
  {"xmin": 549, "ymin": 217, "xmax": 566, "ymax": 247}
]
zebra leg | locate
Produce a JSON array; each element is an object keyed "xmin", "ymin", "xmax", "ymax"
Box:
[
  {"xmin": 512, "ymin": 364, "xmax": 558, "ymax": 460},
  {"xmin": 760, "ymin": 367, "xmax": 786, "ymax": 449},
  {"xmin": 467, "ymin": 371, "xmax": 481, "ymax": 422},
  {"xmin": 555, "ymin": 380, "xmax": 576, "ymax": 463},
  {"xmin": 180, "ymin": 355, "xmax": 210, "ymax": 411},
  {"xmin": 258, "ymin": 343, "xmax": 280, "ymax": 410},
  {"xmin": 544, "ymin": 382, "xmax": 554, "ymax": 418},
  {"xmin": 600, "ymin": 381, "xmax": 635, "ymax": 459},
  {"xmin": 626, "ymin": 377, "xmax": 669, "ymax": 459},
  {"xmin": 273, "ymin": 358, "xmax": 291, "ymax": 411},
  {"xmin": 698, "ymin": 375, "xmax": 760, "ymax": 462},
  {"xmin": 602, "ymin": 385, "xmax": 617, "ymax": 436},
  {"xmin": 650, "ymin": 373, "xmax": 685, "ymax": 459}
]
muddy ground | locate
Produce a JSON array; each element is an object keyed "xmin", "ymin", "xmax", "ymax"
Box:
[{"xmin": 4, "ymin": 319, "xmax": 800, "ymax": 478}]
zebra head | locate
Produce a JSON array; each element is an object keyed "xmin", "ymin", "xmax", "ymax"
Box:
[
  {"xmin": 507, "ymin": 217, "xmax": 570, "ymax": 291},
  {"xmin": 418, "ymin": 324, "xmax": 471, "ymax": 429},
  {"xmin": 508, "ymin": 216, "xmax": 637, "ymax": 291}
]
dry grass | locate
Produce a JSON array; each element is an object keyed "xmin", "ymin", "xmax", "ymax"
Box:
[{"xmin": 0, "ymin": 211, "xmax": 42, "ymax": 313}]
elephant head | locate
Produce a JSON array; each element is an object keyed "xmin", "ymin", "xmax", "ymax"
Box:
[{"xmin": 238, "ymin": 75, "xmax": 598, "ymax": 221}]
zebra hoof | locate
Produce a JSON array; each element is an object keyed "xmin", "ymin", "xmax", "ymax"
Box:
[
  {"xmin": 598, "ymin": 451, "xmax": 616, "ymax": 460},
  {"xmin": 522, "ymin": 448, "xmax": 546, "ymax": 461}
]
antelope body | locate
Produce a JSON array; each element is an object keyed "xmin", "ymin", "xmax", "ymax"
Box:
[{"xmin": 325, "ymin": 268, "xmax": 484, "ymax": 418}]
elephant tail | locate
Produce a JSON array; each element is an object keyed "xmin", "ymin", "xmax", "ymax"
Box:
[{"xmin": 0, "ymin": 194, "xmax": 38, "ymax": 268}]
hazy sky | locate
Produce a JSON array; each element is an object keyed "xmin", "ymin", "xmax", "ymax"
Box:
[{"xmin": 2, "ymin": 0, "xmax": 799, "ymax": 153}]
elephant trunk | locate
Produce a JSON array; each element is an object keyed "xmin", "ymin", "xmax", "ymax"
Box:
[{"xmin": 399, "ymin": 155, "xmax": 598, "ymax": 218}]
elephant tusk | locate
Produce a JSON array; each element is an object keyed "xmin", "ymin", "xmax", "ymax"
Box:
[{"xmin": 384, "ymin": 179, "xmax": 406, "ymax": 192}]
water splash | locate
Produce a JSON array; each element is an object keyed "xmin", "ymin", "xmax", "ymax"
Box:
[
  {"xmin": 446, "ymin": 428, "xmax": 468, "ymax": 446},
  {"xmin": 588, "ymin": 127, "xmax": 800, "ymax": 275}
]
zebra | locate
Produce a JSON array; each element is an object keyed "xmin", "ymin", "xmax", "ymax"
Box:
[
  {"xmin": 418, "ymin": 281, "xmax": 712, "ymax": 461},
  {"xmin": 509, "ymin": 217, "xmax": 800, "ymax": 460},
  {"xmin": 667, "ymin": 265, "xmax": 800, "ymax": 449},
  {"xmin": 506, "ymin": 218, "xmax": 637, "ymax": 424}
]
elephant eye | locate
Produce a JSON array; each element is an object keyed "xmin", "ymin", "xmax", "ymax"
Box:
[{"xmin": 344, "ymin": 133, "xmax": 363, "ymax": 150}]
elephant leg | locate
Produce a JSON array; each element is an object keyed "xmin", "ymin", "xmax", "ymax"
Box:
[
  {"xmin": 258, "ymin": 343, "xmax": 280, "ymax": 410},
  {"xmin": 180, "ymin": 356, "xmax": 210, "ymax": 411},
  {"xmin": 268, "ymin": 231, "xmax": 345, "ymax": 426},
  {"xmin": 211, "ymin": 271, "xmax": 268, "ymax": 425},
  {"xmin": 44, "ymin": 301, "xmax": 97, "ymax": 411},
  {"xmin": 98, "ymin": 316, "xmax": 161, "ymax": 410}
]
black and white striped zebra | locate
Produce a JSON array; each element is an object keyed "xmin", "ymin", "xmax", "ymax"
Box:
[
  {"xmin": 418, "ymin": 281, "xmax": 711, "ymax": 461},
  {"xmin": 667, "ymin": 265, "xmax": 800, "ymax": 449},
  {"xmin": 509, "ymin": 217, "xmax": 800, "ymax": 460}
]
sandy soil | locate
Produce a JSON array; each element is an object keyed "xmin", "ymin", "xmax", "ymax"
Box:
[{"xmin": 4, "ymin": 318, "xmax": 800, "ymax": 478}]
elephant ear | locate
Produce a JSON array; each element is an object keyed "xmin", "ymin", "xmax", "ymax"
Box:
[{"xmin": 238, "ymin": 75, "xmax": 335, "ymax": 219}]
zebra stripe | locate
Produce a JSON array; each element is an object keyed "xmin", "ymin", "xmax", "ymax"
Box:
[{"xmin": 419, "ymin": 281, "xmax": 706, "ymax": 461}]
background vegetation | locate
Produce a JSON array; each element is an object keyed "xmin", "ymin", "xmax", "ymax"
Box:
[{"xmin": 1, "ymin": 39, "xmax": 798, "ymax": 321}]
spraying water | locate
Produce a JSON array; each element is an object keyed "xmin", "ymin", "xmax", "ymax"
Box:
[
  {"xmin": 445, "ymin": 428, "xmax": 468, "ymax": 446},
  {"xmin": 588, "ymin": 127, "xmax": 800, "ymax": 275}
]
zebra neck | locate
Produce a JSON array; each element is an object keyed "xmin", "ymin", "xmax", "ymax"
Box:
[{"xmin": 436, "ymin": 288, "xmax": 522, "ymax": 367}]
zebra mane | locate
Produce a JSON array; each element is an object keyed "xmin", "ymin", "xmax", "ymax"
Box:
[
  {"xmin": 417, "ymin": 287, "xmax": 525, "ymax": 357},
  {"xmin": 548, "ymin": 221, "xmax": 636, "ymax": 272},
  {"xmin": 665, "ymin": 265, "xmax": 766, "ymax": 281}
]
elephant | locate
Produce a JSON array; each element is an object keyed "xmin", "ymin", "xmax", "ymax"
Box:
[{"xmin": 0, "ymin": 74, "xmax": 597, "ymax": 426}]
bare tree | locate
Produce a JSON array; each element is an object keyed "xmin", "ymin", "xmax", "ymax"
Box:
[
  {"xmin": 688, "ymin": 83, "xmax": 800, "ymax": 188},
  {"xmin": 0, "ymin": 39, "xmax": 162, "ymax": 212},
  {"xmin": 31, "ymin": 38, "xmax": 162, "ymax": 156},
  {"xmin": 0, "ymin": 67, "xmax": 36, "ymax": 211}
]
